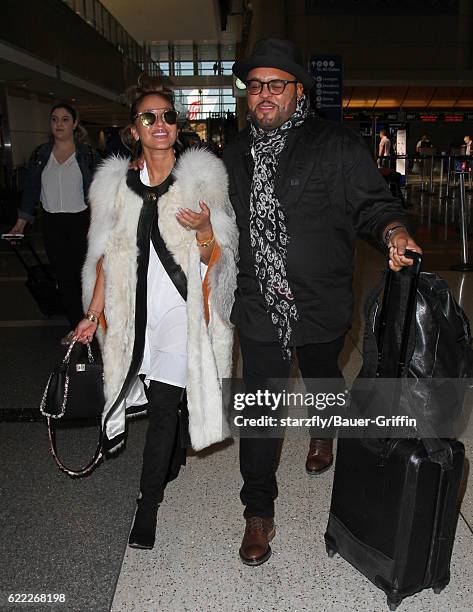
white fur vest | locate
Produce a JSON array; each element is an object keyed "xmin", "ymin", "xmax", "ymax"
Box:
[{"xmin": 82, "ymin": 148, "xmax": 238, "ymax": 452}]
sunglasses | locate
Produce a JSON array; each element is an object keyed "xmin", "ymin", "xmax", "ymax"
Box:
[{"xmin": 133, "ymin": 109, "xmax": 179, "ymax": 126}]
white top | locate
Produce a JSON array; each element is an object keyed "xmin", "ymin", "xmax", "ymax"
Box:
[
  {"xmin": 379, "ymin": 136, "xmax": 391, "ymax": 157},
  {"xmin": 139, "ymin": 163, "xmax": 188, "ymax": 388},
  {"xmin": 41, "ymin": 152, "xmax": 87, "ymax": 213}
]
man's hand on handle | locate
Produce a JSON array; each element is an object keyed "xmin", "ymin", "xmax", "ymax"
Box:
[{"xmin": 383, "ymin": 223, "xmax": 422, "ymax": 272}]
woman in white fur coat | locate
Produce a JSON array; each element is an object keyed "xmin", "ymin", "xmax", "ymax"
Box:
[{"xmin": 73, "ymin": 77, "xmax": 238, "ymax": 549}]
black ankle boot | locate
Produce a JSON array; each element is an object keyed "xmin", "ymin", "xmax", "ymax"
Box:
[{"xmin": 128, "ymin": 498, "xmax": 159, "ymax": 549}]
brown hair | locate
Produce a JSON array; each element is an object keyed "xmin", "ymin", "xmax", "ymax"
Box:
[
  {"xmin": 121, "ymin": 74, "xmax": 175, "ymax": 157},
  {"xmin": 49, "ymin": 102, "xmax": 90, "ymax": 144}
]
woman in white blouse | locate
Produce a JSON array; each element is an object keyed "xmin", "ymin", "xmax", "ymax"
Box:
[
  {"xmin": 73, "ymin": 78, "xmax": 237, "ymax": 550},
  {"xmin": 10, "ymin": 103, "xmax": 100, "ymax": 340}
]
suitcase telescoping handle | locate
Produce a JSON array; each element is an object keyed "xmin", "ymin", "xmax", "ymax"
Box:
[
  {"xmin": 377, "ymin": 249, "xmax": 422, "ymax": 378},
  {"xmin": 7, "ymin": 238, "xmax": 55, "ymax": 282}
]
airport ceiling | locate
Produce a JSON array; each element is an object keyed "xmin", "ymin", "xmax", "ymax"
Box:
[
  {"xmin": 343, "ymin": 86, "xmax": 473, "ymax": 109},
  {"xmin": 100, "ymin": 0, "xmax": 241, "ymax": 43},
  {"xmin": 0, "ymin": 55, "xmax": 129, "ymax": 127}
]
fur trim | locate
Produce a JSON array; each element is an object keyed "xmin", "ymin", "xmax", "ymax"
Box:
[{"xmin": 82, "ymin": 149, "xmax": 236, "ymax": 451}]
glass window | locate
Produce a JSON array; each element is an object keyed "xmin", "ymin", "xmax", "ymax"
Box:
[
  {"xmin": 198, "ymin": 44, "xmax": 218, "ymax": 61},
  {"xmin": 221, "ymin": 61, "xmax": 233, "ymax": 75},
  {"xmin": 221, "ymin": 44, "xmax": 236, "ymax": 61},
  {"xmin": 84, "ymin": 0, "xmax": 95, "ymax": 26},
  {"xmin": 174, "ymin": 42, "xmax": 193, "ymax": 61},
  {"xmin": 102, "ymin": 10, "xmax": 111, "ymax": 40},
  {"xmin": 110, "ymin": 16, "xmax": 118, "ymax": 45},
  {"xmin": 95, "ymin": 4, "xmax": 103, "ymax": 36},
  {"xmin": 158, "ymin": 62, "xmax": 170, "ymax": 75},
  {"xmin": 150, "ymin": 43, "xmax": 169, "ymax": 62},
  {"xmin": 73, "ymin": 0, "xmax": 84, "ymax": 17},
  {"xmin": 117, "ymin": 25, "xmax": 125, "ymax": 49},
  {"xmin": 176, "ymin": 87, "xmax": 236, "ymax": 118},
  {"xmin": 175, "ymin": 61, "xmax": 194, "ymax": 76},
  {"xmin": 199, "ymin": 61, "xmax": 217, "ymax": 75}
]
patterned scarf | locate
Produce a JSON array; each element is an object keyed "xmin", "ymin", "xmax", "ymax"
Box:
[{"xmin": 249, "ymin": 95, "xmax": 310, "ymax": 359}]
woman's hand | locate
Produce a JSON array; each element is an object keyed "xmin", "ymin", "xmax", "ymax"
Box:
[
  {"xmin": 6, "ymin": 219, "xmax": 27, "ymax": 243},
  {"xmin": 9, "ymin": 219, "xmax": 27, "ymax": 235},
  {"xmin": 175, "ymin": 201, "xmax": 212, "ymax": 234},
  {"xmin": 73, "ymin": 318, "xmax": 97, "ymax": 344}
]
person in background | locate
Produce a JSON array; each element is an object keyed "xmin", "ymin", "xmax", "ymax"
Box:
[
  {"xmin": 461, "ymin": 134, "xmax": 473, "ymax": 172},
  {"xmin": 463, "ymin": 135, "xmax": 472, "ymax": 156},
  {"xmin": 416, "ymin": 134, "xmax": 433, "ymax": 153},
  {"xmin": 9, "ymin": 102, "xmax": 101, "ymax": 343},
  {"xmin": 378, "ymin": 129, "xmax": 392, "ymax": 167}
]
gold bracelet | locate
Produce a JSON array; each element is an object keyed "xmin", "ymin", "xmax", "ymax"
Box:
[
  {"xmin": 85, "ymin": 312, "xmax": 99, "ymax": 324},
  {"xmin": 196, "ymin": 233, "xmax": 215, "ymax": 248}
]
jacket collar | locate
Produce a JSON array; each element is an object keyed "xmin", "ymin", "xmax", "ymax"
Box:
[
  {"xmin": 126, "ymin": 168, "xmax": 174, "ymax": 200},
  {"xmin": 231, "ymin": 116, "xmax": 324, "ymax": 215},
  {"xmin": 35, "ymin": 140, "xmax": 91, "ymax": 164}
]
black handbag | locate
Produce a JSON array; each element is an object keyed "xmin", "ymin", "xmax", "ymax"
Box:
[{"xmin": 40, "ymin": 340, "xmax": 105, "ymax": 476}]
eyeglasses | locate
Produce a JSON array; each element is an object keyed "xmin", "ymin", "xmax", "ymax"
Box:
[
  {"xmin": 245, "ymin": 79, "xmax": 298, "ymax": 95},
  {"xmin": 133, "ymin": 109, "xmax": 179, "ymax": 126}
]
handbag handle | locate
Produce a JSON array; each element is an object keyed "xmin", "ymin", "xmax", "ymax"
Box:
[
  {"xmin": 40, "ymin": 340, "xmax": 95, "ymax": 419},
  {"xmin": 62, "ymin": 339, "xmax": 95, "ymax": 364},
  {"xmin": 44, "ymin": 339, "xmax": 104, "ymax": 477},
  {"xmin": 47, "ymin": 418, "xmax": 103, "ymax": 477}
]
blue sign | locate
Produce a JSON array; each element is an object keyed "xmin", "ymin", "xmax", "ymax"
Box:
[{"xmin": 309, "ymin": 55, "xmax": 343, "ymax": 123}]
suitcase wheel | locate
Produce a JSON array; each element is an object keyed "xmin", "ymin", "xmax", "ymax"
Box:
[{"xmin": 433, "ymin": 586, "xmax": 444, "ymax": 595}]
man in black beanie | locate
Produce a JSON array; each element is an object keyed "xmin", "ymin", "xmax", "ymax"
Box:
[{"xmin": 223, "ymin": 38, "xmax": 421, "ymax": 566}]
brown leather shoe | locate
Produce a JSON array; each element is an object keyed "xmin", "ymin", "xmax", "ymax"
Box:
[
  {"xmin": 239, "ymin": 516, "xmax": 276, "ymax": 566},
  {"xmin": 306, "ymin": 438, "xmax": 333, "ymax": 475}
]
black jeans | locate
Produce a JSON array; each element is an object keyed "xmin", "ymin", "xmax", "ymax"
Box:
[
  {"xmin": 139, "ymin": 380, "xmax": 183, "ymax": 505},
  {"xmin": 42, "ymin": 209, "xmax": 89, "ymax": 327},
  {"xmin": 238, "ymin": 333, "xmax": 345, "ymax": 518}
]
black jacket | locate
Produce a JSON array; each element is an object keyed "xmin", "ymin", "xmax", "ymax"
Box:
[
  {"xmin": 222, "ymin": 116, "xmax": 407, "ymax": 345},
  {"xmin": 19, "ymin": 140, "xmax": 102, "ymax": 222}
]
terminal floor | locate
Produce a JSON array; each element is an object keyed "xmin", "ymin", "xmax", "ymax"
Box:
[{"xmin": 0, "ymin": 194, "xmax": 472, "ymax": 611}]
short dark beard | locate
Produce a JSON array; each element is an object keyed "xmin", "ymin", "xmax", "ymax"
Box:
[
  {"xmin": 248, "ymin": 98, "xmax": 298, "ymax": 131},
  {"xmin": 249, "ymin": 112, "xmax": 283, "ymax": 131}
]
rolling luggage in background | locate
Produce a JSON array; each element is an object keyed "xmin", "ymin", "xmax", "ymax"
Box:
[
  {"xmin": 325, "ymin": 251, "xmax": 467, "ymax": 610},
  {"xmin": 7, "ymin": 239, "xmax": 64, "ymax": 317}
]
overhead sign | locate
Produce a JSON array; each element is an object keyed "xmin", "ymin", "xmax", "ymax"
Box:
[
  {"xmin": 419, "ymin": 113, "xmax": 439, "ymax": 122},
  {"xmin": 310, "ymin": 55, "xmax": 343, "ymax": 123},
  {"xmin": 443, "ymin": 113, "xmax": 464, "ymax": 122}
]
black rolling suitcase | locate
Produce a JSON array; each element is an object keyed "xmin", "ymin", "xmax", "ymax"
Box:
[
  {"xmin": 8, "ymin": 239, "xmax": 64, "ymax": 317},
  {"xmin": 325, "ymin": 251, "xmax": 466, "ymax": 610}
]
